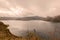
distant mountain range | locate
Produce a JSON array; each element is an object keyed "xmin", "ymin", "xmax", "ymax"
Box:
[
  {"xmin": 0, "ymin": 16, "xmax": 46, "ymax": 21},
  {"xmin": 0, "ymin": 16, "xmax": 60, "ymax": 23}
]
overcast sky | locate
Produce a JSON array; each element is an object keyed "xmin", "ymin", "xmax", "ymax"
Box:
[{"xmin": 0, "ymin": 0, "xmax": 60, "ymax": 17}]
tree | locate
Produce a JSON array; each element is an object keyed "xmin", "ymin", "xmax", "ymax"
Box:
[
  {"xmin": 51, "ymin": 15, "xmax": 60, "ymax": 22},
  {"xmin": 44, "ymin": 16, "xmax": 53, "ymax": 21}
]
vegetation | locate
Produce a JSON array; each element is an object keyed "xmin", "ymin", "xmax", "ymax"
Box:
[
  {"xmin": 51, "ymin": 15, "xmax": 60, "ymax": 22},
  {"xmin": 45, "ymin": 15, "xmax": 60, "ymax": 23}
]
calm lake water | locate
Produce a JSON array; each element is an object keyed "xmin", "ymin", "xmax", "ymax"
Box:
[{"xmin": 0, "ymin": 20, "xmax": 60, "ymax": 37}]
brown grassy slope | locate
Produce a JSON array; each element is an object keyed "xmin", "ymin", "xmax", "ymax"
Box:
[{"xmin": 0, "ymin": 22, "xmax": 27, "ymax": 40}]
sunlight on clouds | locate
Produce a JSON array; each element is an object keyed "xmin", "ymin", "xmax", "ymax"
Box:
[
  {"xmin": 0, "ymin": 0, "xmax": 24, "ymax": 17},
  {"xmin": 9, "ymin": 6, "xmax": 23, "ymax": 15},
  {"xmin": 0, "ymin": 6, "xmax": 24, "ymax": 16}
]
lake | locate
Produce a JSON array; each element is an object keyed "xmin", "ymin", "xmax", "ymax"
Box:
[{"xmin": 0, "ymin": 20, "xmax": 60, "ymax": 37}]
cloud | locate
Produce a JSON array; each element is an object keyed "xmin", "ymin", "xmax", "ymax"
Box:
[{"xmin": 0, "ymin": 0, "xmax": 60, "ymax": 17}]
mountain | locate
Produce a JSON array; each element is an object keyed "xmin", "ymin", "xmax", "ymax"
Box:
[{"xmin": 0, "ymin": 16, "xmax": 45, "ymax": 21}]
